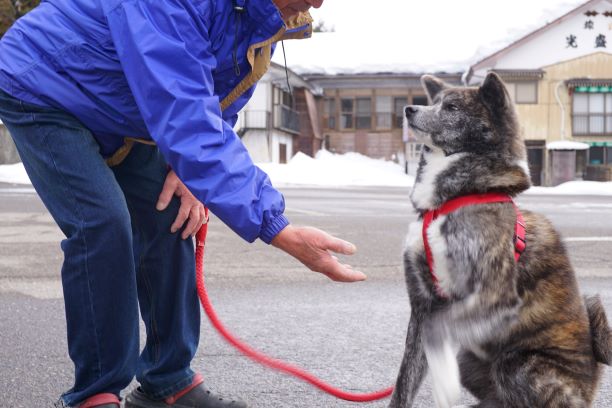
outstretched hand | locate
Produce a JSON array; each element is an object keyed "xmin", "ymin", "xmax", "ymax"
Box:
[{"xmin": 271, "ymin": 225, "xmax": 366, "ymax": 282}]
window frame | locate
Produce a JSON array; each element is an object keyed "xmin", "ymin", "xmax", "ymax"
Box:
[
  {"xmin": 355, "ymin": 97, "xmax": 372, "ymax": 130},
  {"xmin": 504, "ymin": 81, "xmax": 538, "ymax": 104},
  {"xmin": 340, "ymin": 97, "xmax": 355, "ymax": 130},
  {"xmin": 375, "ymin": 95, "xmax": 393, "ymax": 130},
  {"xmin": 323, "ymin": 97, "xmax": 337, "ymax": 130},
  {"xmin": 572, "ymin": 91, "xmax": 612, "ymax": 136},
  {"xmin": 394, "ymin": 97, "xmax": 410, "ymax": 129}
]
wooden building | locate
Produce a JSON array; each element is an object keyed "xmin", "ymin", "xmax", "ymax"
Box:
[{"xmin": 467, "ymin": 0, "xmax": 612, "ymax": 185}]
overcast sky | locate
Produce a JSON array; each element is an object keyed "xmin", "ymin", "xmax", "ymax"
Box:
[{"xmin": 307, "ymin": 0, "xmax": 587, "ymax": 62}]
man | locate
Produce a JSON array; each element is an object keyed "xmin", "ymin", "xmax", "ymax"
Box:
[{"xmin": 0, "ymin": 1, "xmax": 365, "ymax": 407}]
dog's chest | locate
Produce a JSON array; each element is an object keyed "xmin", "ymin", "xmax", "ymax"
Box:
[
  {"xmin": 411, "ymin": 150, "xmax": 465, "ymax": 210},
  {"xmin": 404, "ymin": 217, "xmax": 454, "ymax": 297}
]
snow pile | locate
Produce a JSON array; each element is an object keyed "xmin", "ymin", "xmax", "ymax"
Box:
[
  {"xmin": 0, "ymin": 162, "xmax": 30, "ymax": 185},
  {"xmin": 4, "ymin": 151, "xmax": 612, "ymax": 195},
  {"xmin": 546, "ymin": 141, "xmax": 590, "ymax": 150},
  {"xmin": 256, "ymin": 150, "xmax": 414, "ymax": 187},
  {"xmin": 528, "ymin": 181, "xmax": 612, "ymax": 195}
]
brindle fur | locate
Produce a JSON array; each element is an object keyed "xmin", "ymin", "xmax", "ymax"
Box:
[{"xmin": 389, "ymin": 73, "xmax": 611, "ymax": 408}]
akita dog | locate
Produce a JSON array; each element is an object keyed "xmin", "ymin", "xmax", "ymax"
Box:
[{"xmin": 389, "ymin": 72, "xmax": 611, "ymax": 408}]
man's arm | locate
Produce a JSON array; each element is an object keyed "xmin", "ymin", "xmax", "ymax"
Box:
[
  {"xmin": 105, "ymin": 0, "xmax": 286, "ymax": 243},
  {"xmin": 105, "ymin": 0, "xmax": 365, "ymax": 281}
]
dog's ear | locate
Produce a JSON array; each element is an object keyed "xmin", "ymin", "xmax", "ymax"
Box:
[
  {"xmin": 478, "ymin": 72, "xmax": 510, "ymax": 114},
  {"xmin": 421, "ymin": 75, "xmax": 448, "ymax": 103}
]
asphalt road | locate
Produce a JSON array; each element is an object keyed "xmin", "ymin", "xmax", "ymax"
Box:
[{"xmin": 1, "ymin": 183, "xmax": 612, "ymax": 407}]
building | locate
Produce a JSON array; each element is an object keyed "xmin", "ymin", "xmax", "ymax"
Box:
[
  {"xmin": 0, "ymin": 119, "xmax": 19, "ymax": 165},
  {"xmin": 268, "ymin": 32, "xmax": 468, "ymax": 171},
  {"xmin": 237, "ymin": 62, "xmax": 322, "ymax": 164},
  {"xmin": 303, "ymin": 72, "xmax": 463, "ymax": 173},
  {"xmin": 466, "ymin": 0, "xmax": 612, "ymax": 185}
]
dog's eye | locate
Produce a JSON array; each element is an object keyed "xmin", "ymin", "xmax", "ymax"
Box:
[{"xmin": 444, "ymin": 103, "xmax": 458, "ymax": 111}]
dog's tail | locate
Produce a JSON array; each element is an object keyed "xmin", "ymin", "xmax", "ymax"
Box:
[{"xmin": 585, "ymin": 295, "xmax": 612, "ymax": 365}]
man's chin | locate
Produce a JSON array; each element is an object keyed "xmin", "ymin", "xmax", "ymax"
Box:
[{"xmin": 280, "ymin": 7, "xmax": 300, "ymax": 18}]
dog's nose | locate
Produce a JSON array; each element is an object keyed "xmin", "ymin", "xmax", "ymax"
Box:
[{"xmin": 405, "ymin": 105, "xmax": 418, "ymax": 117}]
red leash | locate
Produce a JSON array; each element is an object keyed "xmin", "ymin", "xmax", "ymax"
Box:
[{"xmin": 194, "ymin": 208, "xmax": 394, "ymax": 402}]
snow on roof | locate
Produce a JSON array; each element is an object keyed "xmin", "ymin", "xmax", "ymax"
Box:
[
  {"xmin": 547, "ymin": 141, "xmax": 590, "ymax": 150},
  {"xmin": 274, "ymin": 0, "xmax": 590, "ymax": 77},
  {"xmin": 470, "ymin": 0, "xmax": 597, "ymax": 70},
  {"xmin": 272, "ymin": 32, "xmax": 472, "ymax": 76}
]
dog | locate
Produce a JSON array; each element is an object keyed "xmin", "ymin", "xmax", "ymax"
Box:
[{"xmin": 388, "ymin": 72, "xmax": 612, "ymax": 408}]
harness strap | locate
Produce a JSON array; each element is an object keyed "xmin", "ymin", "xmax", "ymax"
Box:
[{"xmin": 422, "ymin": 193, "xmax": 526, "ymax": 298}]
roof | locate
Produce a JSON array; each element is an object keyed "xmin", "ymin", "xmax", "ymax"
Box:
[
  {"xmin": 272, "ymin": 32, "xmax": 470, "ymax": 76},
  {"xmin": 467, "ymin": 0, "xmax": 603, "ymax": 81},
  {"xmin": 274, "ymin": 0, "xmax": 590, "ymax": 78}
]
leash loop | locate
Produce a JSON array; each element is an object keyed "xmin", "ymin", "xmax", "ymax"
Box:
[{"xmin": 194, "ymin": 207, "xmax": 394, "ymax": 402}]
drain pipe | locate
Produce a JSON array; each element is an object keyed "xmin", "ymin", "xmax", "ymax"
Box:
[{"xmin": 554, "ymin": 80, "xmax": 566, "ymax": 141}]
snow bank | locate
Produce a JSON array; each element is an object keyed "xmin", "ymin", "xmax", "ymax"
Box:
[
  {"xmin": 527, "ymin": 181, "xmax": 612, "ymax": 196},
  {"xmin": 546, "ymin": 141, "xmax": 590, "ymax": 150},
  {"xmin": 4, "ymin": 151, "xmax": 612, "ymax": 196},
  {"xmin": 256, "ymin": 150, "xmax": 414, "ymax": 187},
  {"xmin": 0, "ymin": 162, "xmax": 30, "ymax": 185}
]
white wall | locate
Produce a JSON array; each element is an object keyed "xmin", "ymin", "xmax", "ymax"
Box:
[
  {"xmin": 245, "ymin": 82, "xmax": 270, "ymax": 111},
  {"xmin": 271, "ymin": 131, "xmax": 294, "ymax": 163},
  {"xmin": 473, "ymin": 0, "xmax": 612, "ymax": 79},
  {"xmin": 241, "ymin": 130, "xmax": 270, "ymax": 163}
]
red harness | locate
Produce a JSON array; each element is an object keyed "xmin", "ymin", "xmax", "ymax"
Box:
[{"xmin": 422, "ymin": 193, "xmax": 526, "ymax": 298}]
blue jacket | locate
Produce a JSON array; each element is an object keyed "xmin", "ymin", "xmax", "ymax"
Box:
[{"xmin": 0, "ymin": 0, "xmax": 312, "ymax": 243}]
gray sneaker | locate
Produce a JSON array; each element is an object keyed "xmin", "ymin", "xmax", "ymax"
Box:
[{"xmin": 124, "ymin": 374, "xmax": 247, "ymax": 408}]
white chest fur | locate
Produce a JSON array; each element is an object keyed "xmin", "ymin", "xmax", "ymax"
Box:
[
  {"xmin": 404, "ymin": 216, "xmax": 452, "ymax": 298},
  {"xmin": 425, "ymin": 215, "xmax": 453, "ymax": 296},
  {"xmin": 411, "ymin": 149, "xmax": 464, "ymax": 210}
]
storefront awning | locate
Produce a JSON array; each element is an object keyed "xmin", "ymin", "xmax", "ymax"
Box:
[
  {"xmin": 587, "ymin": 141, "xmax": 612, "ymax": 147},
  {"xmin": 566, "ymin": 78, "xmax": 612, "ymax": 93},
  {"xmin": 490, "ymin": 69, "xmax": 544, "ymax": 81}
]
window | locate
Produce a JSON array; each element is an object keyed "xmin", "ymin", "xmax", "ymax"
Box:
[
  {"xmin": 356, "ymin": 98, "xmax": 372, "ymax": 129},
  {"xmin": 394, "ymin": 97, "xmax": 409, "ymax": 128},
  {"xmin": 273, "ymin": 86, "xmax": 299, "ymax": 133},
  {"xmin": 588, "ymin": 145, "xmax": 612, "ymax": 165},
  {"xmin": 505, "ymin": 82, "xmax": 538, "ymax": 104},
  {"xmin": 340, "ymin": 97, "xmax": 372, "ymax": 130},
  {"xmin": 279, "ymin": 143, "xmax": 288, "ymax": 164},
  {"xmin": 323, "ymin": 98, "xmax": 336, "ymax": 130},
  {"xmin": 411, "ymin": 95, "xmax": 428, "ymax": 106},
  {"xmin": 376, "ymin": 96, "xmax": 392, "ymax": 129},
  {"xmin": 340, "ymin": 98, "xmax": 354, "ymax": 129},
  {"xmin": 572, "ymin": 92, "xmax": 612, "ymax": 135},
  {"xmin": 275, "ymin": 87, "xmax": 293, "ymax": 108},
  {"xmin": 590, "ymin": 146, "xmax": 605, "ymax": 164}
]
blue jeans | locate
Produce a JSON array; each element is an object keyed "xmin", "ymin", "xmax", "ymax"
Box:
[{"xmin": 0, "ymin": 89, "xmax": 201, "ymax": 406}]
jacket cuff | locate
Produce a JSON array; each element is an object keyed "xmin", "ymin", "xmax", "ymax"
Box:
[{"xmin": 259, "ymin": 214, "xmax": 290, "ymax": 244}]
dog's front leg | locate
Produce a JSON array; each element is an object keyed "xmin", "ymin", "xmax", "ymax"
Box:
[
  {"xmin": 388, "ymin": 311, "xmax": 428, "ymax": 408},
  {"xmin": 422, "ymin": 317, "xmax": 462, "ymax": 408}
]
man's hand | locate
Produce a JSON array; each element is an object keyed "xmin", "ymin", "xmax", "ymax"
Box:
[
  {"xmin": 271, "ymin": 225, "xmax": 366, "ymax": 282},
  {"xmin": 156, "ymin": 170, "xmax": 207, "ymax": 239}
]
